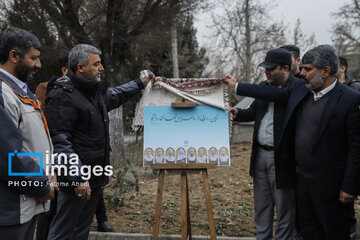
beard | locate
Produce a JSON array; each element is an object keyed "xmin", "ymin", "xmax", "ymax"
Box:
[
  {"xmin": 83, "ymin": 69, "xmax": 100, "ymax": 82},
  {"xmin": 15, "ymin": 59, "xmax": 36, "ymax": 82},
  {"xmin": 304, "ymin": 72, "xmax": 324, "ymax": 91},
  {"xmin": 268, "ymin": 72, "xmax": 286, "ymax": 86}
]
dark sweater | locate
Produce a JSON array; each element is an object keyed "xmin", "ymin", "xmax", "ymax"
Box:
[{"xmin": 295, "ymin": 92, "xmax": 331, "ymax": 179}]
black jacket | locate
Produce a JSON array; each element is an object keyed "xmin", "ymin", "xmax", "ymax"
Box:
[
  {"xmin": 236, "ymin": 80, "xmax": 360, "ymax": 198},
  {"xmin": 234, "ymin": 74, "xmax": 299, "ymax": 189},
  {"xmin": 344, "ymin": 75, "xmax": 360, "ymax": 92},
  {"xmin": 45, "ymin": 70, "xmax": 144, "ymax": 189}
]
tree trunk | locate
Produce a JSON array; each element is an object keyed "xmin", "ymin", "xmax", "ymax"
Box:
[
  {"xmin": 244, "ymin": 0, "xmax": 252, "ymax": 83},
  {"xmin": 171, "ymin": 17, "xmax": 179, "ymax": 78},
  {"xmin": 109, "ymin": 107, "xmax": 125, "ymax": 169},
  {"xmin": 101, "ymin": 14, "xmax": 129, "ymax": 169}
]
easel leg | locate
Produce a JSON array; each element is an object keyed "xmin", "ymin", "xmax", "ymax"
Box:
[
  {"xmin": 181, "ymin": 171, "xmax": 191, "ymax": 239},
  {"xmin": 153, "ymin": 170, "xmax": 165, "ymax": 240},
  {"xmin": 202, "ymin": 170, "xmax": 217, "ymax": 240},
  {"xmin": 186, "ymin": 174, "xmax": 192, "ymax": 239}
]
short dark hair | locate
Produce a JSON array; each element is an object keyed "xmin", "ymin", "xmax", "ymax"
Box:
[
  {"xmin": 280, "ymin": 45, "xmax": 300, "ymax": 59},
  {"xmin": 302, "ymin": 45, "xmax": 339, "ymax": 76},
  {"xmin": 58, "ymin": 52, "xmax": 69, "ymax": 68},
  {"xmin": 338, "ymin": 56, "xmax": 348, "ymax": 75},
  {"xmin": 0, "ymin": 27, "xmax": 41, "ymax": 64}
]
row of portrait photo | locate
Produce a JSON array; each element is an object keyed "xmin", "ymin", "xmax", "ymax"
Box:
[{"xmin": 143, "ymin": 146, "xmax": 230, "ymax": 167}]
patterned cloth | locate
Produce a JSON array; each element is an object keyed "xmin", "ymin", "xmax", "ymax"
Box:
[{"xmin": 132, "ymin": 70, "xmax": 230, "ymax": 130}]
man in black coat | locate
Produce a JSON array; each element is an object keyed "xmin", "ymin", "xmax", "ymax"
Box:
[
  {"xmin": 231, "ymin": 48, "xmax": 298, "ymax": 239},
  {"xmin": 224, "ymin": 44, "xmax": 360, "ymax": 240},
  {"xmin": 336, "ymin": 56, "xmax": 360, "ymax": 92},
  {"xmin": 45, "ymin": 44, "xmax": 149, "ymax": 240}
]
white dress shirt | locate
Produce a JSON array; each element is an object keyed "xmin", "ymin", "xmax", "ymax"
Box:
[{"xmin": 0, "ymin": 68, "xmax": 28, "ymax": 93}]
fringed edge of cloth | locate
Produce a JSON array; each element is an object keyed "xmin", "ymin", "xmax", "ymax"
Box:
[
  {"xmin": 154, "ymin": 77, "xmax": 223, "ymax": 89},
  {"xmin": 151, "ymin": 82, "xmax": 220, "ymax": 95},
  {"xmin": 222, "ymin": 85, "xmax": 232, "ymax": 136},
  {"xmin": 131, "ymin": 76, "xmax": 232, "ymax": 134}
]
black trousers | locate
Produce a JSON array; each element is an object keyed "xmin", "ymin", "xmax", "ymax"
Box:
[
  {"xmin": 0, "ymin": 215, "xmax": 38, "ymax": 240},
  {"xmin": 95, "ymin": 192, "xmax": 107, "ymax": 223},
  {"xmin": 47, "ymin": 187, "xmax": 103, "ymax": 240},
  {"xmin": 37, "ymin": 189, "xmax": 108, "ymax": 240},
  {"xmin": 297, "ymin": 175, "xmax": 350, "ymax": 240},
  {"xmin": 36, "ymin": 191, "xmax": 58, "ymax": 240}
]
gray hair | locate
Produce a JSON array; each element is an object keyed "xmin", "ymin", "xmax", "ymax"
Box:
[
  {"xmin": 302, "ymin": 45, "xmax": 339, "ymax": 76},
  {"xmin": 0, "ymin": 27, "xmax": 41, "ymax": 64},
  {"xmin": 68, "ymin": 44, "xmax": 102, "ymax": 72}
]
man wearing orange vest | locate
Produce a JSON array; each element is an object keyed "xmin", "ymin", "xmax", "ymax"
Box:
[{"xmin": 0, "ymin": 27, "xmax": 56, "ymax": 240}]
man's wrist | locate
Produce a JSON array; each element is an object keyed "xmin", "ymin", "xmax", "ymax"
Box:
[{"xmin": 134, "ymin": 78, "xmax": 145, "ymax": 89}]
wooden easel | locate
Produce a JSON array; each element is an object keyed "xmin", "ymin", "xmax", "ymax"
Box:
[
  {"xmin": 152, "ymin": 98, "xmax": 217, "ymax": 240},
  {"xmin": 152, "ymin": 164, "xmax": 217, "ymax": 240}
]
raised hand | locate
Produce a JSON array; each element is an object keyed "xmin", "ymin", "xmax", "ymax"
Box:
[{"xmin": 223, "ymin": 74, "xmax": 238, "ymax": 90}]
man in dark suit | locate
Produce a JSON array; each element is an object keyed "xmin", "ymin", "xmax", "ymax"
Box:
[
  {"xmin": 224, "ymin": 44, "xmax": 360, "ymax": 240},
  {"xmin": 231, "ymin": 48, "xmax": 297, "ymax": 239}
]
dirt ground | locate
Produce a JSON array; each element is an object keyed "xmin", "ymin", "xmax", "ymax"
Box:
[{"xmin": 95, "ymin": 142, "xmax": 360, "ymax": 238}]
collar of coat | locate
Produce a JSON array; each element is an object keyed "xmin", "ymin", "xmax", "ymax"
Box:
[
  {"xmin": 344, "ymin": 75, "xmax": 354, "ymax": 86},
  {"xmin": 67, "ymin": 69, "xmax": 100, "ymax": 95}
]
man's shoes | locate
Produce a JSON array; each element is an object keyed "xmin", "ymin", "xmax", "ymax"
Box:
[{"xmin": 97, "ymin": 221, "xmax": 116, "ymax": 232}]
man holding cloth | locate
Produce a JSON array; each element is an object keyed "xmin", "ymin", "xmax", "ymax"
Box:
[
  {"xmin": 46, "ymin": 44, "xmax": 149, "ymax": 240},
  {"xmin": 225, "ymin": 45, "xmax": 360, "ymax": 240},
  {"xmin": 230, "ymin": 48, "xmax": 298, "ymax": 239}
]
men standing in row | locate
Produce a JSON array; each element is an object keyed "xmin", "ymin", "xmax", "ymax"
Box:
[
  {"xmin": 0, "ymin": 27, "xmax": 56, "ymax": 240},
  {"xmin": 230, "ymin": 48, "xmax": 297, "ymax": 239},
  {"xmin": 45, "ymin": 44, "xmax": 149, "ymax": 240},
  {"xmin": 225, "ymin": 44, "xmax": 360, "ymax": 239}
]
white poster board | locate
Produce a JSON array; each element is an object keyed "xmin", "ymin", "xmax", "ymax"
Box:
[{"xmin": 143, "ymin": 106, "xmax": 230, "ymax": 167}]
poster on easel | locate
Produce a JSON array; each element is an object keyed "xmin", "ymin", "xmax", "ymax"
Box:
[{"xmin": 143, "ymin": 105, "xmax": 230, "ymax": 167}]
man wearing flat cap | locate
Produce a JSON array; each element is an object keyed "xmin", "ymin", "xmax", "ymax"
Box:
[{"xmin": 224, "ymin": 48, "xmax": 300, "ymax": 239}]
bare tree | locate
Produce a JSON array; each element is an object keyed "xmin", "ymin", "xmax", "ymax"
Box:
[
  {"xmin": 331, "ymin": 0, "xmax": 360, "ymax": 78},
  {"xmin": 332, "ymin": 0, "xmax": 360, "ymax": 54},
  {"xmin": 204, "ymin": 0, "xmax": 286, "ymax": 85},
  {"xmin": 291, "ymin": 18, "xmax": 316, "ymax": 54}
]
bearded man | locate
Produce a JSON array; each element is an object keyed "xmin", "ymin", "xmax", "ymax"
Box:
[
  {"xmin": 226, "ymin": 48, "xmax": 298, "ymax": 239},
  {"xmin": 0, "ymin": 27, "xmax": 56, "ymax": 240},
  {"xmin": 225, "ymin": 45, "xmax": 360, "ymax": 240},
  {"xmin": 45, "ymin": 44, "xmax": 149, "ymax": 240}
]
